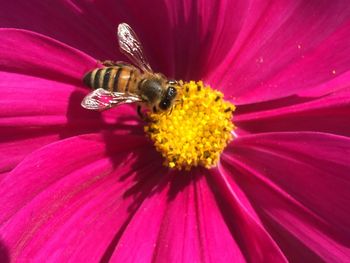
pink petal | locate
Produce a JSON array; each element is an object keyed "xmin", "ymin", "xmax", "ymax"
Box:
[
  {"xmin": 0, "ymin": 28, "xmax": 96, "ymax": 85},
  {"xmin": 0, "ymin": 30, "xmax": 142, "ymax": 174},
  {"xmin": 0, "ymin": 1, "xmax": 119, "ymax": 60},
  {"xmin": 160, "ymin": 0, "xmax": 249, "ymax": 80},
  {"xmin": 0, "ymin": 71, "xmax": 140, "ymax": 174},
  {"xmin": 222, "ymin": 132, "xmax": 350, "ymax": 262},
  {"xmin": 0, "ymin": 134, "xmax": 160, "ymax": 262},
  {"xmin": 109, "ymin": 170, "xmax": 245, "ymax": 263},
  {"xmin": 209, "ymin": 1, "xmax": 350, "ymax": 103},
  {"xmin": 208, "ymin": 168, "xmax": 287, "ymax": 262},
  {"xmin": 234, "ymin": 85, "xmax": 350, "ymax": 136},
  {"xmin": 0, "ymin": 1, "xmax": 176, "ymax": 74}
]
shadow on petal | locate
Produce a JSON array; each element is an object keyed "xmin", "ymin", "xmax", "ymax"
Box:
[
  {"xmin": 167, "ymin": 169, "xmax": 202, "ymax": 201},
  {"xmin": 100, "ymin": 168, "xmax": 204, "ymax": 262},
  {"xmin": 59, "ymin": 89, "xmax": 104, "ymax": 139},
  {"xmin": 119, "ymin": 152, "xmax": 203, "ymax": 211},
  {"xmin": 0, "ymin": 240, "xmax": 9, "ymax": 263},
  {"xmin": 62, "ymin": 88, "xmax": 146, "ymax": 145}
]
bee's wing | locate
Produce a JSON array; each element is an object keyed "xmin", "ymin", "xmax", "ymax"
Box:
[
  {"xmin": 81, "ymin": 88, "xmax": 143, "ymax": 111},
  {"xmin": 117, "ymin": 23, "xmax": 153, "ymax": 73}
]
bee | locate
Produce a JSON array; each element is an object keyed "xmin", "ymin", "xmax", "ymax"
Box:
[{"xmin": 81, "ymin": 23, "xmax": 181, "ymax": 117}]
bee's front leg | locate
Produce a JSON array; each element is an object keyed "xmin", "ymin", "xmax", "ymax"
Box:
[
  {"xmin": 137, "ymin": 105, "xmax": 145, "ymax": 120},
  {"xmin": 98, "ymin": 60, "xmax": 132, "ymax": 67},
  {"xmin": 98, "ymin": 60, "xmax": 118, "ymax": 67},
  {"xmin": 137, "ymin": 105, "xmax": 152, "ymax": 122}
]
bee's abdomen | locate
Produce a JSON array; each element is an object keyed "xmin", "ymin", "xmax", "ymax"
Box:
[{"xmin": 83, "ymin": 66, "xmax": 135, "ymax": 92}]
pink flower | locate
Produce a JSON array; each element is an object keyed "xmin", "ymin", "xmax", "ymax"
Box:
[{"xmin": 1, "ymin": 1, "xmax": 350, "ymax": 262}]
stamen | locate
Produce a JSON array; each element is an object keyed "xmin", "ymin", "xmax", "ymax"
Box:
[{"xmin": 144, "ymin": 81, "xmax": 236, "ymax": 170}]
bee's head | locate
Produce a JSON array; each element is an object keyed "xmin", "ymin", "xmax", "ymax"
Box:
[{"xmin": 158, "ymin": 80, "xmax": 178, "ymax": 111}]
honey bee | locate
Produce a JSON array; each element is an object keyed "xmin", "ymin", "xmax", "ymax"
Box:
[{"xmin": 81, "ymin": 23, "xmax": 181, "ymax": 117}]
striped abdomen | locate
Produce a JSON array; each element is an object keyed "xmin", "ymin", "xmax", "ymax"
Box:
[{"xmin": 83, "ymin": 66, "xmax": 139, "ymax": 93}]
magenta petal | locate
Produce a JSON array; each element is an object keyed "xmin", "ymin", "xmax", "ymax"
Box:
[
  {"xmin": 0, "ymin": 1, "xmax": 175, "ymax": 74},
  {"xmin": 0, "ymin": 1, "xmax": 120, "ymax": 59},
  {"xmin": 208, "ymin": 168, "xmax": 287, "ymax": 262},
  {"xmin": 222, "ymin": 132, "xmax": 350, "ymax": 262},
  {"xmin": 159, "ymin": 0, "xmax": 249, "ymax": 80},
  {"xmin": 210, "ymin": 1, "xmax": 350, "ymax": 102},
  {"xmin": 235, "ymin": 85, "xmax": 350, "ymax": 136},
  {"xmin": 0, "ymin": 28, "xmax": 96, "ymax": 85},
  {"xmin": 109, "ymin": 171, "xmax": 245, "ymax": 262},
  {"xmin": 0, "ymin": 134, "xmax": 160, "ymax": 262},
  {"xmin": 0, "ymin": 71, "xmax": 141, "ymax": 175},
  {"xmin": 0, "ymin": 29, "xmax": 142, "ymax": 174}
]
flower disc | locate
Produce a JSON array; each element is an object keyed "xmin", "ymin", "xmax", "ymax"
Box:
[{"xmin": 145, "ymin": 81, "xmax": 235, "ymax": 170}]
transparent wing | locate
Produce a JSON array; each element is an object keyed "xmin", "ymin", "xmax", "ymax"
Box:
[
  {"xmin": 81, "ymin": 88, "xmax": 143, "ymax": 111},
  {"xmin": 117, "ymin": 23, "xmax": 153, "ymax": 73}
]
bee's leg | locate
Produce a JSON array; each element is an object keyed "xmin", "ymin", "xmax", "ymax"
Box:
[
  {"xmin": 98, "ymin": 60, "xmax": 118, "ymax": 67},
  {"xmin": 98, "ymin": 60, "xmax": 133, "ymax": 67},
  {"xmin": 137, "ymin": 105, "xmax": 145, "ymax": 120},
  {"xmin": 168, "ymin": 107, "xmax": 173, "ymax": 115},
  {"xmin": 137, "ymin": 105, "xmax": 152, "ymax": 122},
  {"xmin": 180, "ymin": 98, "xmax": 184, "ymax": 107}
]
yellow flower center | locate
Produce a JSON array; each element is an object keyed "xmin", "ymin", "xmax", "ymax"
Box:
[{"xmin": 144, "ymin": 81, "xmax": 235, "ymax": 170}]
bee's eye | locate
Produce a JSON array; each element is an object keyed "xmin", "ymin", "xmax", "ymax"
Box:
[
  {"xmin": 167, "ymin": 87, "xmax": 177, "ymax": 98},
  {"xmin": 159, "ymin": 99, "xmax": 171, "ymax": 110}
]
